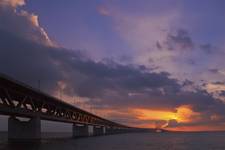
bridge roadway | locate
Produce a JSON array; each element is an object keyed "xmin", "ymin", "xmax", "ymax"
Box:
[{"xmin": 0, "ymin": 74, "xmax": 147, "ymax": 141}]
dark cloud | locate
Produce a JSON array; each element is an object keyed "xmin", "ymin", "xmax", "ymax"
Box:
[
  {"xmin": 166, "ymin": 119, "xmax": 178, "ymax": 128},
  {"xmin": 0, "ymin": 29, "xmax": 62, "ymax": 93},
  {"xmin": 186, "ymin": 58, "xmax": 196, "ymax": 65},
  {"xmin": 212, "ymin": 81, "xmax": 225, "ymax": 85},
  {"xmin": 220, "ymin": 91, "xmax": 225, "ymax": 97},
  {"xmin": 166, "ymin": 29, "xmax": 194, "ymax": 50},
  {"xmin": 0, "ymin": 20, "xmax": 182, "ymax": 109},
  {"xmin": 200, "ymin": 44, "xmax": 213, "ymax": 54},
  {"xmin": 156, "ymin": 41, "xmax": 162, "ymax": 50},
  {"xmin": 209, "ymin": 68, "xmax": 219, "ymax": 74},
  {"xmin": 155, "ymin": 120, "xmax": 167, "ymax": 128}
]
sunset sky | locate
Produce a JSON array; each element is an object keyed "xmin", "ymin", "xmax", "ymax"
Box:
[{"xmin": 0, "ymin": 0, "xmax": 225, "ymax": 131}]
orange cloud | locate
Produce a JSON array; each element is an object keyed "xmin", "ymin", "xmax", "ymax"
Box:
[
  {"xmin": 0, "ymin": 0, "xmax": 25, "ymax": 7},
  {"xmin": 134, "ymin": 108, "xmax": 177, "ymax": 121},
  {"xmin": 175, "ymin": 105, "xmax": 200, "ymax": 123},
  {"xmin": 134, "ymin": 105, "xmax": 199, "ymax": 123},
  {"xmin": 133, "ymin": 105, "xmax": 201, "ymax": 128}
]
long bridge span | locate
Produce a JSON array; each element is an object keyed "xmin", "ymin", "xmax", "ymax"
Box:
[{"xmin": 0, "ymin": 74, "xmax": 149, "ymax": 141}]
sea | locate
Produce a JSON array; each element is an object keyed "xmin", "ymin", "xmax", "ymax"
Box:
[{"xmin": 0, "ymin": 132, "xmax": 225, "ymax": 150}]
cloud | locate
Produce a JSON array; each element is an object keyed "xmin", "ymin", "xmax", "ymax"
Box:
[
  {"xmin": 0, "ymin": 0, "xmax": 53, "ymax": 46},
  {"xmin": 0, "ymin": 0, "xmax": 181, "ymax": 109},
  {"xmin": 103, "ymin": 1, "xmax": 225, "ymax": 92},
  {"xmin": 1, "ymin": 0, "xmax": 225, "ymax": 130},
  {"xmin": 209, "ymin": 68, "xmax": 219, "ymax": 74},
  {"xmin": 220, "ymin": 91, "xmax": 225, "ymax": 97},
  {"xmin": 0, "ymin": 0, "xmax": 25, "ymax": 7},
  {"xmin": 166, "ymin": 119, "xmax": 179, "ymax": 128},
  {"xmin": 166, "ymin": 29, "xmax": 194, "ymax": 50},
  {"xmin": 200, "ymin": 44, "xmax": 213, "ymax": 54},
  {"xmin": 97, "ymin": 5, "xmax": 110, "ymax": 16},
  {"xmin": 204, "ymin": 82, "xmax": 225, "ymax": 102}
]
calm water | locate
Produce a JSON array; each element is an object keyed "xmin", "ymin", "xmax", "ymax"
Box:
[{"xmin": 0, "ymin": 132, "xmax": 225, "ymax": 150}]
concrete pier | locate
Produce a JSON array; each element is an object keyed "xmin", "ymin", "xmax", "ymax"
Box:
[
  {"xmin": 106, "ymin": 127, "xmax": 123, "ymax": 134},
  {"xmin": 8, "ymin": 116, "xmax": 41, "ymax": 142},
  {"xmin": 106, "ymin": 127, "xmax": 114, "ymax": 135},
  {"xmin": 93, "ymin": 126, "xmax": 104, "ymax": 136},
  {"xmin": 73, "ymin": 124, "xmax": 89, "ymax": 137}
]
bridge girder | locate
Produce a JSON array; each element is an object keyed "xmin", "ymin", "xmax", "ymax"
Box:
[{"xmin": 0, "ymin": 74, "xmax": 130, "ymax": 129}]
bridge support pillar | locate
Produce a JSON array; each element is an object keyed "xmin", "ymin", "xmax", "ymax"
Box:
[
  {"xmin": 93, "ymin": 126, "xmax": 104, "ymax": 136},
  {"xmin": 106, "ymin": 127, "xmax": 113, "ymax": 135},
  {"xmin": 73, "ymin": 124, "xmax": 89, "ymax": 138},
  {"xmin": 106, "ymin": 127, "xmax": 118, "ymax": 134},
  {"xmin": 8, "ymin": 116, "xmax": 41, "ymax": 142},
  {"xmin": 113, "ymin": 128, "xmax": 120, "ymax": 134}
]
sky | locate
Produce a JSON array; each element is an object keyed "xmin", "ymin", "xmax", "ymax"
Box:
[{"xmin": 0, "ymin": 0, "xmax": 225, "ymax": 131}]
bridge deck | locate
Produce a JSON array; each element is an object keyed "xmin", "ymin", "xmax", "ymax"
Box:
[{"xmin": 0, "ymin": 74, "xmax": 129, "ymax": 128}]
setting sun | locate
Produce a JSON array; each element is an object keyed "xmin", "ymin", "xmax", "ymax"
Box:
[{"xmin": 134, "ymin": 105, "xmax": 200, "ymax": 127}]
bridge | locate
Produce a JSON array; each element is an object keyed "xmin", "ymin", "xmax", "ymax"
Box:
[{"xmin": 0, "ymin": 74, "xmax": 149, "ymax": 142}]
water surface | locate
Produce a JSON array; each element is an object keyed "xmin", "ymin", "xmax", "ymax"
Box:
[{"xmin": 1, "ymin": 132, "xmax": 225, "ymax": 150}]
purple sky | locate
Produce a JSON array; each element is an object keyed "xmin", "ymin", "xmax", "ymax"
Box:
[
  {"xmin": 23, "ymin": 0, "xmax": 225, "ymax": 81},
  {"xmin": 0, "ymin": 0, "xmax": 224, "ymax": 131}
]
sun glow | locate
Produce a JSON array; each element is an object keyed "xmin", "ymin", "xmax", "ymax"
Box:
[
  {"xmin": 135, "ymin": 109, "xmax": 177, "ymax": 121},
  {"xmin": 134, "ymin": 105, "xmax": 199, "ymax": 124}
]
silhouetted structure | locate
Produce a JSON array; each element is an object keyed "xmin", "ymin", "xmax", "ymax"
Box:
[{"xmin": 0, "ymin": 74, "xmax": 154, "ymax": 142}]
